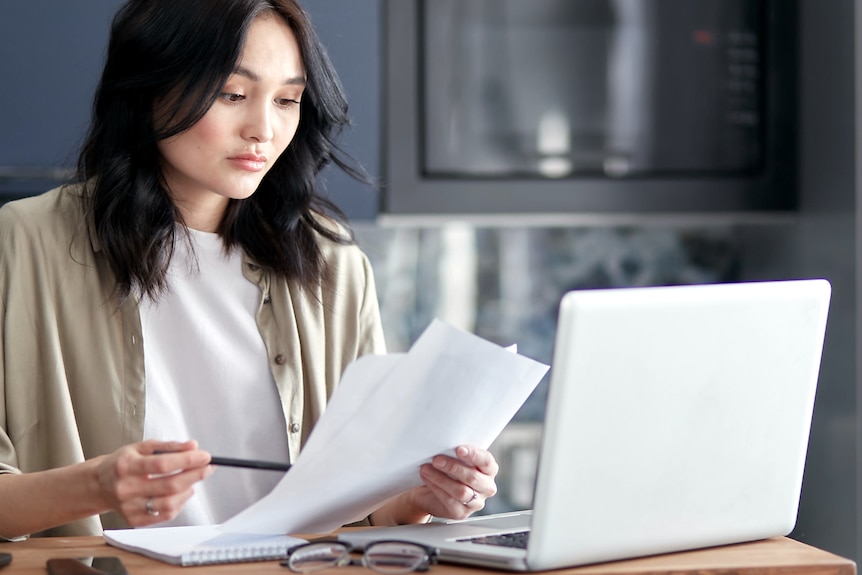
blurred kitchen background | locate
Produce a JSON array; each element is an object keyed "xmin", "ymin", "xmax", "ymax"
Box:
[{"xmin": 1, "ymin": 0, "xmax": 859, "ymax": 563}]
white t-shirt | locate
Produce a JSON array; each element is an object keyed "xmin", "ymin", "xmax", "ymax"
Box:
[{"xmin": 139, "ymin": 228, "xmax": 290, "ymax": 526}]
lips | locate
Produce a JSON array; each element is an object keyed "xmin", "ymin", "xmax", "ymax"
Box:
[{"xmin": 229, "ymin": 153, "xmax": 268, "ymax": 173}]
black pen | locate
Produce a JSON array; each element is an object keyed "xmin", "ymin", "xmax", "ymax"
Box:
[
  {"xmin": 209, "ymin": 456, "xmax": 291, "ymax": 472},
  {"xmin": 154, "ymin": 451, "xmax": 291, "ymax": 472}
]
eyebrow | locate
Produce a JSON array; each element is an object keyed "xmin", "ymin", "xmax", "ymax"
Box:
[{"xmin": 233, "ymin": 65, "xmax": 306, "ymax": 86}]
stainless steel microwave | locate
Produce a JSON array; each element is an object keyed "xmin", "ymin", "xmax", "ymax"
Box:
[{"xmin": 381, "ymin": 0, "xmax": 798, "ymax": 223}]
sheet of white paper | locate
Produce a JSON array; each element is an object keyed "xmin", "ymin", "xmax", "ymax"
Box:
[
  {"xmin": 223, "ymin": 319, "xmax": 549, "ymax": 535},
  {"xmin": 298, "ymin": 353, "xmax": 405, "ymax": 454}
]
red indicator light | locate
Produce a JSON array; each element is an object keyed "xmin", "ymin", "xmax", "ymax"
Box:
[{"xmin": 693, "ymin": 30, "xmax": 716, "ymax": 45}]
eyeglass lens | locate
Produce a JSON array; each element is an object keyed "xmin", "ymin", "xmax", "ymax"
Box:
[
  {"xmin": 284, "ymin": 540, "xmax": 433, "ymax": 574},
  {"xmin": 364, "ymin": 541, "xmax": 432, "ymax": 574},
  {"xmin": 285, "ymin": 542, "xmax": 350, "ymax": 572}
]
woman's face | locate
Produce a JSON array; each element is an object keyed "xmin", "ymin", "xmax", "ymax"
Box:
[{"xmin": 157, "ymin": 13, "xmax": 306, "ymax": 231}]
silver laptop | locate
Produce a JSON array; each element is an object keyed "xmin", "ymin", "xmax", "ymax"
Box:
[{"xmin": 339, "ymin": 279, "xmax": 831, "ymax": 571}]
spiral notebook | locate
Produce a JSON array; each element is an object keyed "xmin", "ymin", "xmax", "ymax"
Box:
[{"xmin": 103, "ymin": 525, "xmax": 305, "ymax": 566}]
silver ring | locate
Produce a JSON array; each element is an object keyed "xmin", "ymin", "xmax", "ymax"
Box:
[
  {"xmin": 462, "ymin": 488, "xmax": 479, "ymax": 506},
  {"xmin": 146, "ymin": 498, "xmax": 160, "ymax": 517}
]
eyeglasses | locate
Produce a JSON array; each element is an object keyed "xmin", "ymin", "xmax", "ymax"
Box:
[{"xmin": 281, "ymin": 540, "xmax": 437, "ymax": 574}]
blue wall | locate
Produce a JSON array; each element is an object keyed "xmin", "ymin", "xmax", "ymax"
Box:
[{"xmin": 303, "ymin": 0, "xmax": 382, "ymax": 221}]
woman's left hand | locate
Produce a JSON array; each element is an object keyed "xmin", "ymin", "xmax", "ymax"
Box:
[
  {"xmin": 370, "ymin": 445, "xmax": 499, "ymax": 525},
  {"xmin": 417, "ymin": 444, "xmax": 498, "ymax": 519}
]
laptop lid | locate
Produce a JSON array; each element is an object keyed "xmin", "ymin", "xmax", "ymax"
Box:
[
  {"xmin": 527, "ymin": 278, "xmax": 830, "ymax": 570},
  {"xmin": 340, "ymin": 279, "xmax": 831, "ymax": 572}
]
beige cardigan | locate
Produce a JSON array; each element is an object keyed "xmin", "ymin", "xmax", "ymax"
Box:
[{"xmin": 0, "ymin": 184, "xmax": 386, "ymax": 537}]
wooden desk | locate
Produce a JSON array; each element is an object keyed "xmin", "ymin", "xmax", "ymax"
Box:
[{"xmin": 0, "ymin": 536, "xmax": 855, "ymax": 575}]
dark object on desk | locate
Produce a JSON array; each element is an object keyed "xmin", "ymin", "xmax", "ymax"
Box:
[
  {"xmin": 0, "ymin": 553, "xmax": 11, "ymax": 569},
  {"xmin": 46, "ymin": 557, "xmax": 127, "ymax": 575},
  {"xmin": 209, "ymin": 456, "xmax": 291, "ymax": 472}
]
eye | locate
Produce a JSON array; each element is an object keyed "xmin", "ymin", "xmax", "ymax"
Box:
[
  {"xmin": 276, "ymin": 98, "xmax": 301, "ymax": 109},
  {"xmin": 220, "ymin": 92, "xmax": 245, "ymax": 103}
]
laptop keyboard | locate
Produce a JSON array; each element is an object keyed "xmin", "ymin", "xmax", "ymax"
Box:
[{"xmin": 458, "ymin": 530, "xmax": 530, "ymax": 549}]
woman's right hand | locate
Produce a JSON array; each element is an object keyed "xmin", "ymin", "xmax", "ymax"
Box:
[{"xmin": 93, "ymin": 439, "xmax": 213, "ymax": 526}]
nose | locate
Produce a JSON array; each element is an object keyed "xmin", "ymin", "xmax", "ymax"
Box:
[{"xmin": 241, "ymin": 101, "xmax": 274, "ymax": 143}]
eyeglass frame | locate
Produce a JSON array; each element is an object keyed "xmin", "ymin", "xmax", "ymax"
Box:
[{"xmin": 280, "ymin": 539, "xmax": 439, "ymax": 574}]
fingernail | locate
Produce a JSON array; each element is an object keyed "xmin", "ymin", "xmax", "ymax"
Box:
[
  {"xmin": 456, "ymin": 446, "xmax": 469, "ymax": 458},
  {"xmin": 432, "ymin": 457, "xmax": 446, "ymax": 470}
]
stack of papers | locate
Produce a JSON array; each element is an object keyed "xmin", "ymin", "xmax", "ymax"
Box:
[{"xmin": 105, "ymin": 319, "xmax": 549, "ymax": 564}]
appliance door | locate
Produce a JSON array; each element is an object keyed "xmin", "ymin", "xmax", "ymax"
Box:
[{"xmin": 422, "ymin": 0, "xmax": 763, "ymax": 180}]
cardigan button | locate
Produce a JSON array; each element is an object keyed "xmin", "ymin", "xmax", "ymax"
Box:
[
  {"xmin": 263, "ymin": 294, "xmax": 271, "ymax": 304},
  {"xmin": 290, "ymin": 423, "xmax": 301, "ymax": 433},
  {"xmin": 275, "ymin": 354, "xmax": 286, "ymax": 365}
]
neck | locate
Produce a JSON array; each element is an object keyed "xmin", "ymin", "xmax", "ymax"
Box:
[{"xmin": 173, "ymin": 196, "xmax": 230, "ymax": 233}]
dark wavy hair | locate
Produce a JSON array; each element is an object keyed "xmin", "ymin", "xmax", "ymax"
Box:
[{"xmin": 76, "ymin": 0, "xmax": 367, "ymax": 301}]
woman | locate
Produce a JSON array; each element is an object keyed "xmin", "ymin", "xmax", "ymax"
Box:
[{"xmin": 0, "ymin": 0, "xmax": 497, "ymax": 540}]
